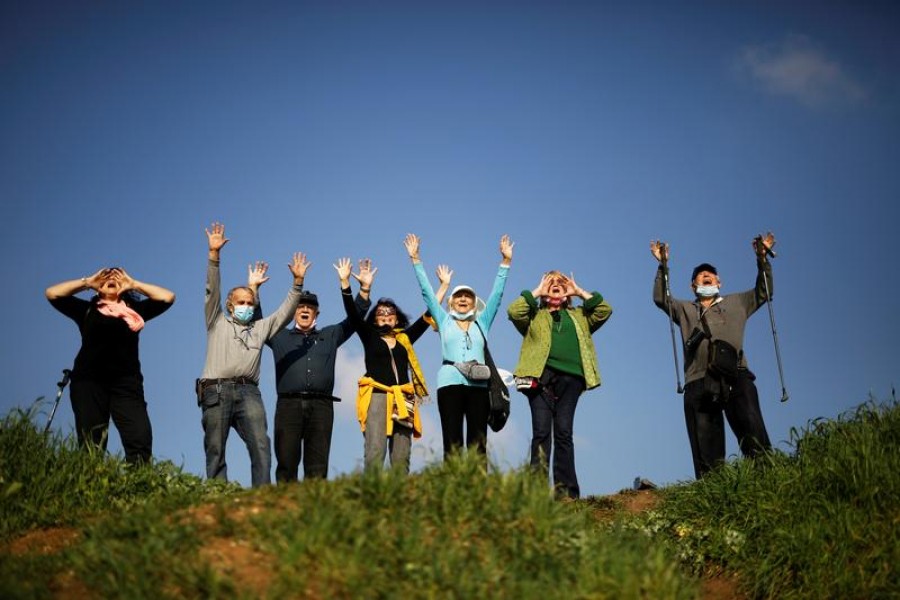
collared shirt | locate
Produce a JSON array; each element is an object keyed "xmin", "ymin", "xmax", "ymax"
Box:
[
  {"xmin": 200, "ymin": 259, "xmax": 302, "ymax": 381},
  {"xmin": 265, "ymin": 289, "xmax": 369, "ymax": 396}
]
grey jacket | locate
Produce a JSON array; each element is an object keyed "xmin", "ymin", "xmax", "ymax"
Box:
[
  {"xmin": 653, "ymin": 261, "xmax": 772, "ymax": 385},
  {"xmin": 200, "ymin": 259, "xmax": 302, "ymax": 381}
]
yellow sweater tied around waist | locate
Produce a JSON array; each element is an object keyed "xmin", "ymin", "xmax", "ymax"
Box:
[{"xmin": 356, "ymin": 331, "xmax": 428, "ymax": 438}]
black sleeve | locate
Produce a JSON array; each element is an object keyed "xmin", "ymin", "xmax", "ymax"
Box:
[
  {"xmin": 132, "ymin": 298, "xmax": 173, "ymax": 322},
  {"xmin": 405, "ymin": 315, "xmax": 431, "ymax": 344},
  {"xmin": 49, "ymin": 296, "xmax": 91, "ymax": 324}
]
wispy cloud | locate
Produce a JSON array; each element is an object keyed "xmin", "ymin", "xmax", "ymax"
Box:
[{"xmin": 737, "ymin": 34, "xmax": 867, "ymax": 108}]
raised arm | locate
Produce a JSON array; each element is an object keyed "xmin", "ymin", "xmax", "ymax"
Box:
[
  {"xmin": 46, "ymin": 268, "xmax": 109, "ymax": 300},
  {"xmin": 406, "ymin": 233, "xmax": 444, "ymax": 319},
  {"xmin": 478, "ymin": 234, "xmax": 514, "ymax": 328},
  {"xmin": 752, "ymin": 232, "xmax": 775, "ymax": 308},
  {"xmin": 204, "ymin": 222, "xmax": 228, "ymax": 329},
  {"xmin": 651, "ymin": 239, "xmax": 671, "ymax": 312},
  {"xmin": 434, "ymin": 264, "xmax": 453, "ymax": 306},
  {"xmin": 258, "ymin": 252, "xmax": 309, "ymax": 339},
  {"xmin": 247, "ymin": 261, "xmax": 269, "ymax": 302},
  {"xmin": 247, "ymin": 261, "xmax": 269, "ymax": 321},
  {"xmin": 351, "ymin": 257, "xmax": 377, "ymax": 304},
  {"xmin": 115, "ymin": 268, "xmax": 176, "ymax": 304},
  {"xmin": 566, "ymin": 273, "xmax": 612, "ymax": 333}
]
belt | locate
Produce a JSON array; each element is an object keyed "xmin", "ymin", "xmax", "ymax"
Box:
[
  {"xmin": 198, "ymin": 377, "xmax": 257, "ymax": 392},
  {"xmin": 278, "ymin": 392, "xmax": 341, "ymax": 402}
]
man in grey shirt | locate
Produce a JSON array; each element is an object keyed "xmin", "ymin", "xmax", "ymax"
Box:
[
  {"xmin": 198, "ymin": 221, "xmax": 308, "ymax": 487},
  {"xmin": 651, "ymin": 233, "xmax": 775, "ymax": 478}
]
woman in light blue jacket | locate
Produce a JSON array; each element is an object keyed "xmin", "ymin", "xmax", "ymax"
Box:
[{"xmin": 404, "ymin": 233, "xmax": 513, "ymax": 458}]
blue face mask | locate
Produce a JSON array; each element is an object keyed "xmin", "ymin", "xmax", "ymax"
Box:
[
  {"xmin": 233, "ymin": 305, "xmax": 255, "ymax": 324},
  {"xmin": 695, "ymin": 285, "xmax": 719, "ymax": 298},
  {"xmin": 450, "ymin": 309, "xmax": 476, "ymax": 321}
]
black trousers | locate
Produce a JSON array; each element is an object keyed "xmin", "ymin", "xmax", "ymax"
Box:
[
  {"xmin": 273, "ymin": 395, "xmax": 334, "ymax": 482},
  {"xmin": 683, "ymin": 369, "xmax": 772, "ymax": 479},
  {"xmin": 69, "ymin": 375, "xmax": 152, "ymax": 465},
  {"xmin": 437, "ymin": 384, "xmax": 490, "ymax": 458}
]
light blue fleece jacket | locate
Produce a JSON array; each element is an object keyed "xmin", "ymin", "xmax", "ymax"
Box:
[{"xmin": 414, "ymin": 261, "xmax": 509, "ymax": 389}]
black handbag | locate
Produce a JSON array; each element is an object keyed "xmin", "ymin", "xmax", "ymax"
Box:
[
  {"xmin": 708, "ymin": 339, "xmax": 740, "ymax": 382},
  {"xmin": 699, "ymin": 311, "xmax": 740, "ymax": 390},
  {"xmin": 474, "ymin": 322, "xmax": 510, "ymax": 432}
]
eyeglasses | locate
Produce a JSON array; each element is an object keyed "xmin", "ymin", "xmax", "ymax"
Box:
[{"xmin": 375, "ymin": 308, "xmax": 397, "ymax": 317}]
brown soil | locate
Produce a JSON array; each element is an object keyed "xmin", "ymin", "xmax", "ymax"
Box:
[
  {"xmin": 5, "ymin": 526, "xmax": 80, "ymax": 555},
  {"xmin": 198, "ymin": 536, "xmax": 275, "ymax": 596}
]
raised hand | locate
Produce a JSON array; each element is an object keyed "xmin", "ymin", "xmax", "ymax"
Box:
[
  {"xmin": 500, "ymin": 234, "xmax": 514, "ymax": 265},
  {"xmin": 404, "ymin": 233, "xmax": 421, "ymax": 261},
  {"xmin": 113, "ymin": 267, "xmax": 136, "ymax": 293},
  {"xmin": 753, "ymin": 232, "xmax": 776, "ymax": 257},
  {"xmin": 333, "ymin": 257, "xmax": 352, "ymax": 286},
  {"xmin": 532, "ymin": 272, "xmax": 553, "ymax": 297},
  {"xmin": 289, "ymin": 252, "xmax": 310, "ymax": 282},
  {"xmin": 84, "ymin": 268, "xmax": 110, "ymax": 291},
  {"xmin": 247, "ymin": 261, "xmax": 270, "ymax": 290},
  {"xmin": 354, "ymin": 258, "xmax": 377, "ymax": 291},
  {"xmin": 206, "ymin": 222, "xmax": 229, "ymax": 253},
  {"xmin": 436, "ymin": 264, "xmax": 453, "ymax": 286},
  {"xmin": 564, "ymin": 273, "xmax": 586, "ymax": 299},
  {"xmin": 435, "ymin": 264, "xmax": 453, "ymax": 305},
  {"xmin": 650, "ymin": 240, "xmax": 669, "ymax": 262}
]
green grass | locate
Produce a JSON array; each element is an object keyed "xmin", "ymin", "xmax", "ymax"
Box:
[
  {"xmin": 639, "ymin": 398, "xmax": 900, "ymax": 598},
  {"xmin": 2, "ymin": 395, "xmax": 899, "ymax": 599},
  {"xmin": 0, "ymin": 401, "xmax": 239, "ymax": 539}
]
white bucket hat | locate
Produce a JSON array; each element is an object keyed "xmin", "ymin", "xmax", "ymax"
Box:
[{"xmin": 448, "ymin": 285, "xmax": 486, "ymax": 315}]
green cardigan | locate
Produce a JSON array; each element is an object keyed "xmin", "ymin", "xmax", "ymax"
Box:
[{"xmin": 507, "ymin": 291, "xmax": 612, "ymax": 390}]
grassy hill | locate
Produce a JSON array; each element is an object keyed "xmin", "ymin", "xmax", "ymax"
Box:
[{"xmin": 1, "ymin": 397, "xmax": 898, "ymax": 599}]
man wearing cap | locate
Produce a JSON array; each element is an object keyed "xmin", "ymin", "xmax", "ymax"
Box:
[
  {"xmin": 650, "ymin": 233, "xmax": 775, "ymax": 478},
  {"xmin": 198, "ymin": 222, "xmax": 308, "ymax": 487},
  {"xmin": 254, "ymin": 258, "xmax": 372, "ymax": 482}
]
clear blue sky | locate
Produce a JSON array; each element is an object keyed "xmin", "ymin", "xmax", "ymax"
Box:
[{"xmin": 3, "ymin": 1, "xmax": 898, "ymax": 495}]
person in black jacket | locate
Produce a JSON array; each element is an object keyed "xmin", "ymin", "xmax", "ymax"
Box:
[
  {"xmin": 46, "ymin": 267, "xmax": 175, "ymax": 464},
  {"xmin": 348, "ymin": 262, "xmax": 451, "ymax": 473}
]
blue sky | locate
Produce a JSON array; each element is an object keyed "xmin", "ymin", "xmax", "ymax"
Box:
[{"xmin": 3, "ymin": 1, "xmax": 898, "ymax": 495}]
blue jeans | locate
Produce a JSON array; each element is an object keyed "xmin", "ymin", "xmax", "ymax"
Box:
[
  {"xmin": 527, "ymin": 369, "xmax": 585, "ymax": 499},
  {"xmin": 199, "ymin": 382, "xmax": 271, "ymax": 487}
]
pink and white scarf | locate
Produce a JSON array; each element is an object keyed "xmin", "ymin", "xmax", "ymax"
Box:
[{"xmin": 96, "ymin": 300, "xmax": 145, "ymax": 332}]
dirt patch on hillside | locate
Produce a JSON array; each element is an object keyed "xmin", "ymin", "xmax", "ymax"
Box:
[
  {"xmin": 199, "ymin": 536, "xmax": 275, "ymax": 597},
  {"xmin": 701, "ymin": 572, "xmax": 747, "ymax": 600},
  {"xmin": 4, "ymin": 526, "xmax": 80, "ymax": 555}
]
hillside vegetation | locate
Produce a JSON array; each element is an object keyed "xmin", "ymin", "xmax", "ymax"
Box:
[{"xmin": 1, "ymin": 397, "xmax": 897, "ymax": 599}]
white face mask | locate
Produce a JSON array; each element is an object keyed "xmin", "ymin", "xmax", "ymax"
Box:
[{"xmin": 695, "ymin": 285, "xmax": 719, "ymax": 298}]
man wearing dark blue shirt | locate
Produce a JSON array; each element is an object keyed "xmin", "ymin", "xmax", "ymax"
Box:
[{"xmin": 254, "ymin": 259, "xmax": 372, "ymax": 481}]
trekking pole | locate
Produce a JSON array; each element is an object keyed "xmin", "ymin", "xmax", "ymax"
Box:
[
  {"xmin": 44, "ymin": 368, "xmax": 72, "ymax": 434},
  {"xmin": 756, "ymin": 235, "xmax": 789, "ymax": 403},
  {"xmin": 659, "ymin": 241, "xmax": 684, "ymax": 394}
]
